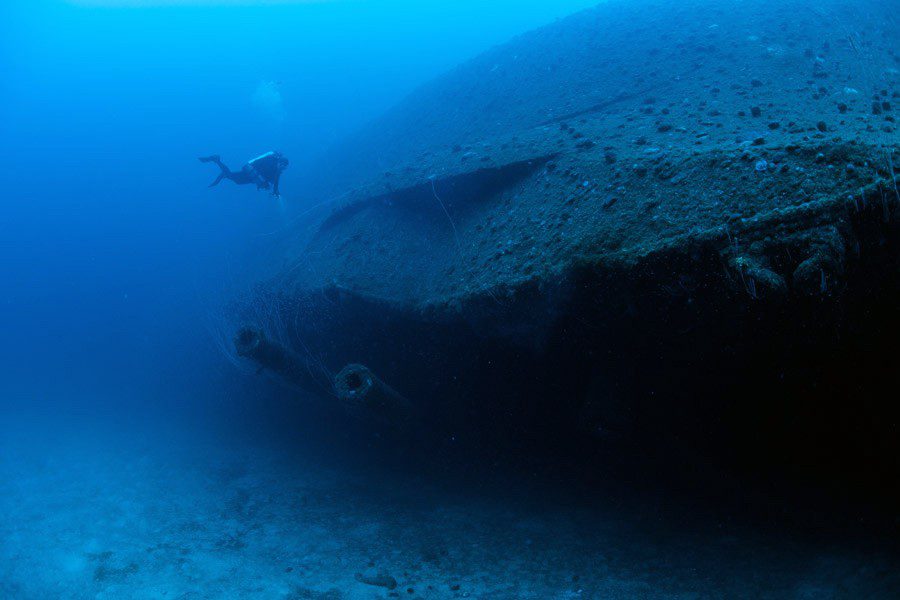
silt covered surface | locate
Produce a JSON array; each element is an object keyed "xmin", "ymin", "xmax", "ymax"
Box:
[
  {"xmin": 239, "ymin": 0, "xmax": 900, "ymax": 503},
  {"xmin": 268, "ymin": 0, "xmax": 898, "ymax": 313}
]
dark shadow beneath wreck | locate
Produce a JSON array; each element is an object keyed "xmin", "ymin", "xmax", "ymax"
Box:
[{"xmin": 234, "ymin": 195, "xmax": 900, "ymax": 548}]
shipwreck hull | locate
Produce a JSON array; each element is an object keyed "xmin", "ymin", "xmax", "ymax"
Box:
[
  {"xmin": 240, "ymin": 182, "xmax": 900, "ymax": 495},
  {"xmin": 235, "ymin": 0, "xmax": 900, "ymax": 498}
]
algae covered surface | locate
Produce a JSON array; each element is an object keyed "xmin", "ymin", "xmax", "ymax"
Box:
[{"xmin": 271, "ymin": 0, "xmax": 898, "ymax": 313}]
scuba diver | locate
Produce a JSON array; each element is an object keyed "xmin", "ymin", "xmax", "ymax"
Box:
[{"xmin": 199, "ymin": 151, "xmax": 289, "ymax": 198}]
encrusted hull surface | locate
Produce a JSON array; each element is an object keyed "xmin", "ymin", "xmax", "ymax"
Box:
[{"xmin": 241, "ymin": 0, "xmax": 900, "ymax": 494}]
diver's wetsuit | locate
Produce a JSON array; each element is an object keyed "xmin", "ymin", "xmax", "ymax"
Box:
[
  {"xmin": 199, "ymin": 152, "xmax": 288, "ymax": 197},
  {"xmin": 246, "ymin": 152, "xmax": 285, "ymax": 197}
]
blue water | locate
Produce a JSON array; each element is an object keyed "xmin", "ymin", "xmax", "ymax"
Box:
[
  {"xmin": 2, "ymin": 1, "xmax": 899, "ymax": 598},
  {"xmin": 0, "ymin": 0, "xmax": 595, "ymax": 414}
]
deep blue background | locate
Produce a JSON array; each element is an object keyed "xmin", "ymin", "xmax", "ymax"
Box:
[{"xmin": 0, "ymin": 0, "xmax": 597, "ymax": 423}]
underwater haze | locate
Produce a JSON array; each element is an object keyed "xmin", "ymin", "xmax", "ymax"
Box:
[
  {"xmin": 0, "ymin": 0, "xmax": 596, "ymax": 416},
  {"xmin": 2, "ymin": 0, "xmax": 900, "ymax": 598}
]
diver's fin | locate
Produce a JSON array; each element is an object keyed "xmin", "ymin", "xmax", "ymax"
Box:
[{"xmin": 198, "ymin": 155, "xmax": 221, "ymax": 163}]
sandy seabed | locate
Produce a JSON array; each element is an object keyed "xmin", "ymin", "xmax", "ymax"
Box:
[{"xmin": 1, "ymin": 418, "xmax": 897, "ymax": 600}]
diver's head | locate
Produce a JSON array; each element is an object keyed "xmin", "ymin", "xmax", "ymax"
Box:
[{"xmin": 277, "ymin": 154, "xmax": 289, "ymax": 170}]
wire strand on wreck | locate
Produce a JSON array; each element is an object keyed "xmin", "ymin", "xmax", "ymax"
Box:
[{"xmin": 430, "ymin": 176, "xmax": 461, "ymax": 251}]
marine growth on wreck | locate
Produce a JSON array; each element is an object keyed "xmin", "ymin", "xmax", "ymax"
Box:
[
  {"xmin": 238, "ymin": 0, "xmax": 900, "ymax": 489},
  {"xmin": 3, "ymin": 0, "xmax": 899, "ymax": 598}
]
